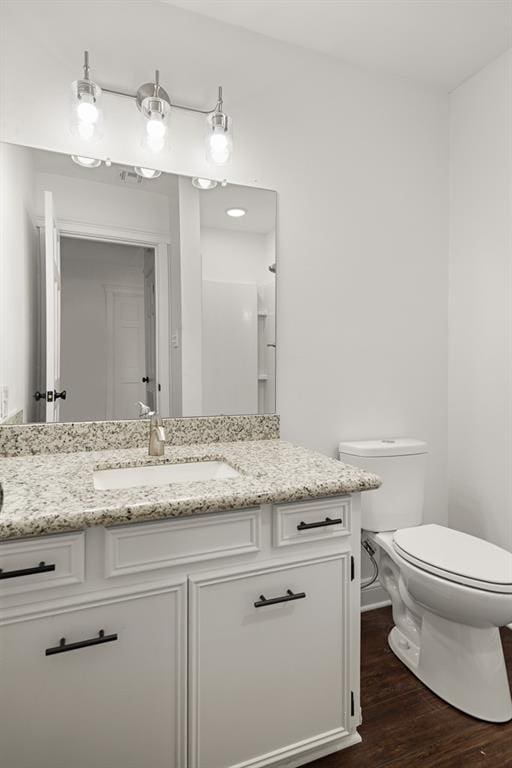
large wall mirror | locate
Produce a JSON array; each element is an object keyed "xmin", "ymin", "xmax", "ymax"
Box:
[{"xmin": 0, "ymin": 142, "xmax": 276, "ymax": 424}]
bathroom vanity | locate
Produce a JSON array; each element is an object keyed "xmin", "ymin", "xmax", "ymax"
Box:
[{"xmin": 0, "ymin": 416, "xmax": 380, "ymax": 768}]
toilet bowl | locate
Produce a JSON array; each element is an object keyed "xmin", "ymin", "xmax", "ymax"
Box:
[
  {"xmin": 369, "ymin": 527, "xmax": 512, "ymax": 722},
  {"xmin": 339, "ymin": 438, "xmax": 512, "ymax": 723}
]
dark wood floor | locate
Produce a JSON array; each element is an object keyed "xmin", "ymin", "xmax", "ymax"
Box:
[{"xmin": 306, "ymin": 607, "xmax": 512, "ymax": 768}]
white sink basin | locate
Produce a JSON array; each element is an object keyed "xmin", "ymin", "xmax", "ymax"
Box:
[{"xmin": 93, "ymin": 461, "xmax": 241, "ymax": 491}]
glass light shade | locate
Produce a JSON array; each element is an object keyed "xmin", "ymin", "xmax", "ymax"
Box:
[
  {"xmin": 71, "ymin": 155, "xmax": 101, "ymax": 168},
  {"xmin": 191, "ymin": 177, "xmax": 218, "ymax": 190},
  {"xmin": 205, "ymin": 112, "xmax": 233, "ymax": 166},
  {"xmin": 70, "ymin": 79, "xmax": 103, "ymax": 142},
  {"xmin": 134, "ymin": 166, "xmax": 162, "ymax": 179},
  {"xmin": 141, "ymin": 96, "xmax": 170, "ymax": 153}
]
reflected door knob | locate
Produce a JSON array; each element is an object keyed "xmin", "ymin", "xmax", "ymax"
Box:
[{"xmin": 142, "ymin": 377, "xmax": 149, "ymax": 383}]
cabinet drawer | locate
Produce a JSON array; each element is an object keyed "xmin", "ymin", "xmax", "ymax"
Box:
[
  {"xmin": 0, "ymin": 584, "xmax": 186, "ymax": 768},
  {"xmin": 104, "ymin": 508, "xmax": 261, "ymax": 577},
  {"xmin": 0, "ymin": 532, "xmax": 84, "ymax": 595},
  {"xmin": 189, "ymin": 554, "xmax": 351, "ymax": 768},
  {"xmin": 273, "ymin": 497, "xmax": 351, "ymax": 547}
]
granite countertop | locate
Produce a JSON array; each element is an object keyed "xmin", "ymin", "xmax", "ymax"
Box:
[{"xmin": 0, "ymin": 439, "xmax": 381, "ymax": 540}]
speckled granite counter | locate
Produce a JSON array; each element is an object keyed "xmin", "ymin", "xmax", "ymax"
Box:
[{"xmin": 0, "ymin": 440, "xmax": 380, "ymax": 540}]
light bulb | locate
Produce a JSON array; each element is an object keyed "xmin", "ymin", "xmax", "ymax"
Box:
[
  {"xmin": 207, "ymin": 128, "xmax": 230, "ymax": 165},
  {"xmin": 205, "ymin": 110, "xmax": 233, "ymax": 166},
  {"xmin": 70, "ymin": 78, "xmax": 103, "ymax": 142},
  {"xmin": 226, "ymin": 208, "xmax": 246, "ymax": 218},
  {"xmin": 146, "ymin": 114, "xmax": 166, "ymax": 139},
  {"xmin": 77, "ymin": 93, "xmax": 99, "ymax": 124},
  {"xmin": 140, "ymin": 96, "xmax": 169, "ymax": 153}
]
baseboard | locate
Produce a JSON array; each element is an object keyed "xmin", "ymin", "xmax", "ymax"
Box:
[{"xmin": 360, "ymin": 580, "xmax": 391, "ymax": 612}]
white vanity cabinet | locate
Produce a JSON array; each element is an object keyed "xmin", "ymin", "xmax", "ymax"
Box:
[
  {"xmin": 0, "ymin": 585, "xmax": 187, "ymax": 768},
  {"xmin": 0, "ymin": 495, "xmax": 361, "ymax": 768},
  {"xmin": 189, "ymin": 554, "xmax": 351, "ymax": 768}
]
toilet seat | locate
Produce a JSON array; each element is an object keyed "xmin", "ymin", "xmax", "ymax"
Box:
[{"xmin": 393, "ymin": 524, "xmax": 512, "ymax": 594}]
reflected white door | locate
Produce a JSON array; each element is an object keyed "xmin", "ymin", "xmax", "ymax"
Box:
[
  {"xmin": 44, "ymin": 190, "xmax": 62, "ymax": 422},
  {"xmin": 105, "ymin": 287, "xmax": 146, "ymax": 420}
]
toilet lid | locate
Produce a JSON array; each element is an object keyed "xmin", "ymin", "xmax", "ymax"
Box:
[{"xmin": 393, "ymin": 524, "xmax": 512, "ymax": 593}]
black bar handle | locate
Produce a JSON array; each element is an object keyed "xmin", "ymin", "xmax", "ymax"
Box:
[
  {"xmin": 297, "ymin": 516, "xmax": 342, "ymax": 531},
  {"xmin": 254, "ymin": 589, "xmax": 306, "ymax": 608},
  {"xmin": 45, "ymin": 629, "xmax": 118, "ymax": 656},
  {"xmin": 0, "ymin": 561, "xmax": 56, "ymax": 580}
]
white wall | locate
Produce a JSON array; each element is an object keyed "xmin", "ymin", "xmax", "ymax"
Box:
[
  {"xmin": 0, "ymin": 143, "xmax": 38, "ymax": 423},
  {"xmin": 0, "ymin": 1, "xmax": 449, "ymax": 524},
  {"xmin": 201, "ymin": 227, "xmax": 274, "ymax": 285},
  {"xmin": 35, "ymin": 172, "xmax": 171, "ymax": 235},
  {"xmin": 178, "ymin": 177, "xmax": 203, "ymax": 416},
  {"xmin": 60, "ymin": 238, "xmax": 145, "ymax": 422},
  {"xmin": 448, "ymin": 50, "xmax": 512, "ymax": 550}
]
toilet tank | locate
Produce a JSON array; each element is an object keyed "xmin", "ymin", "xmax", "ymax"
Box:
[{"xmin": 338, "ymin": 438, "xmax": 428, "ymax": 532}]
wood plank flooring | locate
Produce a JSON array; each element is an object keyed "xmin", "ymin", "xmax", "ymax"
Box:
[{"xmin": 305, "ymin": 607, "xmax": 512, "ymax": 768}]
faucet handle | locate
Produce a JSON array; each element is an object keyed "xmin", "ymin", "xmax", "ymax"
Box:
[{"xmin": 136, "ymin": 401, "xmax": 153, "ymax": 419}]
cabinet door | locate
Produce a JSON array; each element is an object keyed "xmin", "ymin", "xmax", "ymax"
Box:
[
  {"xmin": 189, "ymin": 554, "xmax": 351, "ymax": 768},
  {"xmin": 0, "ymin": 586, "xmax": 186, "ymax": 768}
]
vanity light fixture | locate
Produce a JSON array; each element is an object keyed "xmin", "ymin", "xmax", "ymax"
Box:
[
  {"xmin": 226, "ymin": 207, "xmax": 247, "ymax": 218},
  {"xmin": 70, "ymin": 51, "xmax": 103, "ymax": 142},
  {"xmin": 134, "ymin": 166, "xmax": 162, "ymax": 179},
  {"xmin": 71, "ymin": 155, "xmax": 102, "ymax": 168},
  {"xmin": 137, "ymin": 70, "xmax": 171, "ymax": 153},
  {"xmin": 205, "ymin": 87, "xmax": 233, "ymax": 166},
  {"xmin": 192, "ymin": 177, "xmax": 218, "ymax": 190},
  {"xmin": 70, "ymin": 51, "xmax": 233, "ymax": 165}
]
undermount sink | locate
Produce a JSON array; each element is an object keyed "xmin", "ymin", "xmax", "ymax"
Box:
[{"xmin": 93, "ymin": 461, "xmax": 241, "ymax": 491}]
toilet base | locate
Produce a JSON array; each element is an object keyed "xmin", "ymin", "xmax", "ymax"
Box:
[{"xmin": 388, "ymin": 619, "xmax": 512, "ymax": 723}]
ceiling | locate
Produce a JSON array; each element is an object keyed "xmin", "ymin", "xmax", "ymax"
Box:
[
  {"xmin": 199, "ymin": 184, "xmax": 276, "ymax": 235},
  {"xmin": 165, "ymin": 0, "xmax": 512, "ymax": 91}
]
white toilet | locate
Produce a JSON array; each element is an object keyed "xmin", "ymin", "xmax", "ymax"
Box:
[{"xmin": 339, "ymin": 438, "xmax": 512, "ymax": 723}]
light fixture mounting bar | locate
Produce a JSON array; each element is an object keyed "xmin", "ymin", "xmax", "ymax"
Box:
[{"xmin": 101, "ymin": 83, "xmax": 223, "ymax": 116}]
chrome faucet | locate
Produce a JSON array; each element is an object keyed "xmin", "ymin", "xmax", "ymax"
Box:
[
  {"xmin": 149, "ymin": 413, "xmax": 166, "ymax": 457},
  {"xmin": 136, "ymin": 402, "xmax": 166, "ymax": 457}
]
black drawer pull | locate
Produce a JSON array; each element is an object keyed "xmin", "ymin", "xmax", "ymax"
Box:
[
  {"xmin": 254, "ymin": 589, "xmax": 306, "ymax": 608},
  {"xmin": 297, "ymin": 516, "xmax": 342, "ymax": 531},
  {"xmin": 45, "ymin": 629, "xmax": 118, "ymax": 656},
  {"xmin": 0, "ymin": 561, "xmax": 56, "ymax": 580}
]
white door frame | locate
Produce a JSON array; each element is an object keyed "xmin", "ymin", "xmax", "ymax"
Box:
[{"xmin": 37, "ymin": 217, "xmax": 172, "ymax": 417}]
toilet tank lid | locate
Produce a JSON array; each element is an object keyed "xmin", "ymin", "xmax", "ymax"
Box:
[{"xmin": 338, "ymin": 438, "xmax": 427, "ymax": 457}]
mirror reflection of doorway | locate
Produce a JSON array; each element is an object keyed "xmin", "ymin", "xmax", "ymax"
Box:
[{"xmin": 59, "ymin": 237, "xmax": 156, "ymax": 422}]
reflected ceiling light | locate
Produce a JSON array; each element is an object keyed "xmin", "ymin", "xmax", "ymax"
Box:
[
  {"xmin": 69, "ymin": 51, "xmax": 233, "ymax": 164},
  {"xmin": 206, "ymin": 87, "xmax": 232, "ymax": 166},
  {"xmin": 192, "ymin": 177, "xmax": 218, "ymax": 190},
  {"xmin": 226, "ymin": 207, "xmax": 246, "ymax": 218},
  {"xmin": 71, "ymin": 155, "xmax": 102, "ymax": 168},
  {"xmin": 70, "ymin": 51, "xmax": 103, "ymax": 142},
  {"xmin": 134, "ymin": 166, "xmax": 162, "ymax": 179}
]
